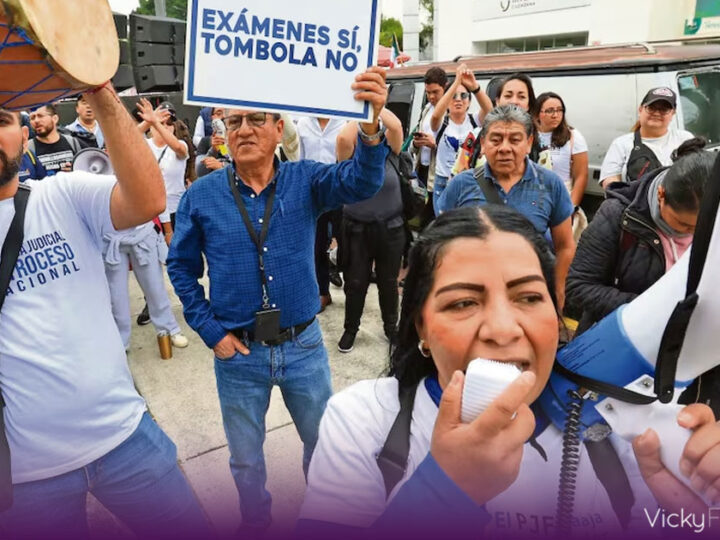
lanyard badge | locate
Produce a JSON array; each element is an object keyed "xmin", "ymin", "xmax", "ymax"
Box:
[{"xmin": 227, "ymin": 168, "xmax": 282, "ymax": 341}]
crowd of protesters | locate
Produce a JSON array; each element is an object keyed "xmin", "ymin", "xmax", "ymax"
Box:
[{"xmin": 3, "ymin": 58, "xmax": 720, "ymax": 540}]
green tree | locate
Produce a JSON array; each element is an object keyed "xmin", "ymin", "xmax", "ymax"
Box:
[
  {"xmin": 135, "ymin": 0, "xmax": 188, "ymax": 20},
  {"xmin": 379, "ymin": 16, "xmax": 403, "ymax": 50},
  {"xmin": 419, "ymin": 0, "xmax": 434, "ymax": 53}
]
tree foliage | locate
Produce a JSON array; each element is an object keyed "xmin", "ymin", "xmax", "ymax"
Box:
[
  {"xmin": 379, "ymin": 16, "xmax": 403, "ymax": 50},
  {"xmin": 419, "ymin": 0, "xmax": 434, "ymax": 53},
  {"xmin": 136, "ymin": 0, "xmax": 188, "ymax": 20}
]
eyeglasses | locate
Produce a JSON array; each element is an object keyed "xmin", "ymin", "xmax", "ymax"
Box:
[
  {"xmin": 224, "ymin": 112, "xmax": 269, "ymax": 131},
  {"xmin": 452, "ymin": 92, "xmax": 470, "ymax": 100},
  {"xmin": 644, "ymin": 104, "xmax": 674, "ymax": 115},
  {"xmin": 540, "ymin": 108, "xmax": 564, "ymax": 116}
]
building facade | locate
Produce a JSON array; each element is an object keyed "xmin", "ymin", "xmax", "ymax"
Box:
[{"xmin": 403, "ymin": 0, "xmax": 720, "ymax": 62}]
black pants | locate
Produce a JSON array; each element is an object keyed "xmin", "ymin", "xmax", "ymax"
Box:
[
  {"xmin": 314, "ymin": 210, "xmax": 341, "ymax": 296},
  {"xmin": 342, "ymin": 218, "xmax": 405, "ymax": 337}
]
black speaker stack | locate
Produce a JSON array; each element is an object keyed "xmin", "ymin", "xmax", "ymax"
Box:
[
  {"xmin": 130, "ymin": 14, "xmax": 186, "ymax": 93},
  {"xmin": 111, "ymin": 12, "xmax": 186, "ymax": 93},
  {"xmin": 112, "ymin": 12, "xmax": 134, "ymax": 91}
]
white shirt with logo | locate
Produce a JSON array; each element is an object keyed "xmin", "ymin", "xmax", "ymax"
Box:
[
  {"xmin": 600, "ymin": 129, "xmax": 694, "ymax": 183},
  {"xmin": 301, "ymin": 377, "xmax": 657, "ymax": 537},
  {"xmin": 433, "ymin": 114, "xmax": 478, "ymax": 179},
  {"xmin": 0, "ymin": 173, "xmax": 146, "ymax": 483},
  {"xmin": 538, "ymin": 128, "xmax": 589, "ymax": 192}
]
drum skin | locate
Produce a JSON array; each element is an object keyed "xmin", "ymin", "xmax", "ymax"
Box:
[{"xmin": 0, "ymin": 0, "xmax": 119, "ymax": 109}]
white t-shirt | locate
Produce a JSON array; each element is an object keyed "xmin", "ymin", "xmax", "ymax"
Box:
[
  {"xmin": 147, "ymin": 138, "xmax": 189, "ymax": 219},
  {"xmin": 599, "ymin": 129, "xmax": 694, "ymax": 184},
  {"xmin": 538, "ymin": 128, "xmax": 589, "ymax": 192},
  {"xmin": 0, "ymin": 174, "xmax": 146, "ymax": 483},
  {"xmin": 419, "ymin": 104, "xmax": 436, "ymax": 167},
  {"xmin": 433, "ymin": 114, "xmax": 478, "ymax": 179},
  {"xmin": 301, "ymin": 377, "xmax": 656, "ymax": 536},
  {"xmin": 296, "ymin": 118, "xmax": 346, "ymax": 164}
]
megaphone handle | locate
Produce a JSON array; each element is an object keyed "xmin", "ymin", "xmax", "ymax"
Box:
[{"xmin": 598, "ymin": 399, "xmax": 709, "ymax": 504}]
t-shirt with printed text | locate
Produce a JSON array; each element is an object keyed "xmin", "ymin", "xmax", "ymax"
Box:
[{"xmin": 0, "ymin": 173, "xmax": 146, "ymax": 483}]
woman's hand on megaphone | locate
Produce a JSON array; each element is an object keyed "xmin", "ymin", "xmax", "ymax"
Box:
[
  {"xmin": 633, "ymin": 403, "xmax": 720, "ymax": 509},
  {"xmin": 430, "ymin": 370, "xmax": 536, "ymax": 506}
]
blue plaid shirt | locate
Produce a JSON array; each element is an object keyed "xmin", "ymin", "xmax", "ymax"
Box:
[
  {"xmin": 167, "ymin": 137, "xmax": 388, "ymax": 348},
  {"xmin": 436, "ymin": 158, "xmax": 573, "ymax": 233}
]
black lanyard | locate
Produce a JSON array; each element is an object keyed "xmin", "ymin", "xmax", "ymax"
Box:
[{"xmin": 227, "ymin": 167, "xmax": 277, "ymax": 309}]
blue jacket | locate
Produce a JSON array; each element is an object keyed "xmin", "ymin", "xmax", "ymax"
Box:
[{"xmin": 18, "ymin": 151, "xmax": 47, "ymax": 182}]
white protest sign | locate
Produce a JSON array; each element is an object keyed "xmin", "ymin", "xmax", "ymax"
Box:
[{"xmin": 184, "ymin": 0, "xmax": 381, "ymax": 121}]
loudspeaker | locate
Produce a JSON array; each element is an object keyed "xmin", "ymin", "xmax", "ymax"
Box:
[
  {"xmin": 119, "ymin": 39, "xmax": 131, "ymax": 65},
  {"xmin": 133, "ymin": 65, "xmax": 184, "ymax": 93},
  {"xmin": 112, "ymin": 64, "xmax": 134, "ymax": 91},
  {"xmin": 132, "ymin": 42, "xmax": 185, "ymax": 67},
  {"xmin": 113, "ymin": 12, "xmax": 128, "ymax": 39},
  {"xmin": 72, "ymin": 148, "xmax": 114, "ymax": 175},
  {"xmin": 130, "ymin": 14, "xmax": 186, "ymax": 44}
]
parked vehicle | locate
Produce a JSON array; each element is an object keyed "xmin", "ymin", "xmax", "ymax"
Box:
[{"xmin": 385, "ymin": 42, "xmax": 720, "ymax": 212}]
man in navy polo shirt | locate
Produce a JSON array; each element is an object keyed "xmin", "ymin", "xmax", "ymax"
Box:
[
  {"xmin": 167, "ymin": 67, "xmax": 389, "ymax": 536},
  {"xmin": 437, "ymin": 105, "xmax": 575, "ymax": 309}
]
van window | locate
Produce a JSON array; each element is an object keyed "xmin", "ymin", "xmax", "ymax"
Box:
[{"xmin": 678, "ymin": 71, "xmax": 720, "ymax": 145}]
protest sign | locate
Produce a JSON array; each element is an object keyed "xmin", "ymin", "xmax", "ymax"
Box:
[{"xmin": 184, "ymin": 0, "xmax": 380, "ymax": 121}]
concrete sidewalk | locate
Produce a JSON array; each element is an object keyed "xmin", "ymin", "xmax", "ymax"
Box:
[{"xmin": 89, "ymin": 271, "xmax": 391, "ymax": 538}]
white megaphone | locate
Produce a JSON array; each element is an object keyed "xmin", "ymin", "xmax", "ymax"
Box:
[
  {"xmin": 72, "ymin": 148, "xmax": 114, "ymax": 175},
  {"xmin": 543, "ymin": 153, "xmax": 720, "ymax": 501},
  {"xmin": 211, "ymin": 118, "xmax": 230, "ymax": 158}
]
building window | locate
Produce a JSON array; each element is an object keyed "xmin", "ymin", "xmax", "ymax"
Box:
[{"xmin": 484, "ymin": 32, "xmax": 588, "ymax": 54}]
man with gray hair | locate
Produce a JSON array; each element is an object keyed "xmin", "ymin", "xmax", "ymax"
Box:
[
  {"xmin": 437, "ymin": 104, "xmax": 575, "ymax": 308},
  {"xmin": 167, "ymin": 66, "xmax": 389, "ymax": 536}
]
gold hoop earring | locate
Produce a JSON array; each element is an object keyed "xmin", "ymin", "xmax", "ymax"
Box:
[{"xmin": 417, "ymin": 339, "xmax": 431, "ymax": 358}]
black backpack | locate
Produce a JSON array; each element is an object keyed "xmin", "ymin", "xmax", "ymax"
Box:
[
  {"xmin": 625, "ymin": 130, "xmax": 662, "ymax": 182},
  {"xmin": 387, "ymin": 151, "xmax": 423, "ymax": 221}
]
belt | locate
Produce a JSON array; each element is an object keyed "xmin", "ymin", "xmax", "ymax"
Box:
[{"xmin": 230, "ymin": 318, "xmax": 315, "ymax": 346}]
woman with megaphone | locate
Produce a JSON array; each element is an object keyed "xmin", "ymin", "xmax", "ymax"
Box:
[{"xmin": 295, "ymin": 205, "xmax": 720, "ymax": 539}]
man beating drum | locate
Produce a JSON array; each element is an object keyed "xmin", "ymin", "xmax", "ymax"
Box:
[{"xmin": 0, "ymin": 0, "xmax": 212, "ymax": 538}]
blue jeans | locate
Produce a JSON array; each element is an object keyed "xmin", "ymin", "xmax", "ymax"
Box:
[
  {"xmin": 0, "ymin": 412, "xmax": 212, "ymax": 540},
  {"xmin": 432, "ymin": 174, "xmax": 449, "ymax": 214},
  {"xmin": 214, "ymin": 318, "xmax": 332, "ymax": 530}
]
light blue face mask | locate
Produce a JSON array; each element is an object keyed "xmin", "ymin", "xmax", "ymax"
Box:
[{"xmin": 648, "ymin": 170, "xmax": 693, "ymax": 239}]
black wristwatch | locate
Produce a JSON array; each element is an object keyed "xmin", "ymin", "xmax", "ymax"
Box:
[{"xmin": 471, "ymin": 86, "xmax": 482, "ymax": 95}]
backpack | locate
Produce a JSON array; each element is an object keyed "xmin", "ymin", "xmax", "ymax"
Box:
[
  {"xmin": 625, "ymin": 130, "xmax": 662, "ymax": 182},
  {"xmin": 387, "ymin": 151, "xmax": 424, "ymax": 221},
  {"xmin": 28, "ymin": 133, "xmax": 83, "ymax": 157},
  {"xmin": 435, "ymin": 113, "xmax": 478, "ymax": 146}
]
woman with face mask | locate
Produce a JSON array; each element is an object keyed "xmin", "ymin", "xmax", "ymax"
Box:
[
  {"xmin": 566, "ymin": 138, "xmax": 712, "ymax": 334},
  {"xmin": 296, "ymin": 205, "xmax": 720, "ymax": 539}
]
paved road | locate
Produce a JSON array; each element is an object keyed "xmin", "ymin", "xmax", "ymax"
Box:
[{"xmin": 89, "ymin": 270, "xmax": 391, "ymax": 538}]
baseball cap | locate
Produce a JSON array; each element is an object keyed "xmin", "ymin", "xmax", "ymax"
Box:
[{"xmin": 641, "ymin": 87, "xmax": 677, "ymax": 109}]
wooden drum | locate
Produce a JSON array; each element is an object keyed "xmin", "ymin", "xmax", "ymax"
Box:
[{"xmin": 0, "ymin": 0, "xmax": 119, "ymax": 110}]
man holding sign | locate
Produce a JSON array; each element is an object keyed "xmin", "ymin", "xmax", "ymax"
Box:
[{"xmin": 167, "ymin": 67, "xmax": 388, "ymax": 534}]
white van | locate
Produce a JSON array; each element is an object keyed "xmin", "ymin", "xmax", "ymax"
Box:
[{"xmin": 385, "ymin": 42, "xmax": 720, "ymax": 210}]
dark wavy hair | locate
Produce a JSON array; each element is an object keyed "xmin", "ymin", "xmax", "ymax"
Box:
[
  {"xmin": 533, "ymin": 92, "xmax": 572, "ymax": 148},
  {"xmin": 390, "ymin": 205, "xmax": 558, "ymax": 389},
  {"xmin": 663, "ymin": 137, "xmax": 714, "ymax": 213}
]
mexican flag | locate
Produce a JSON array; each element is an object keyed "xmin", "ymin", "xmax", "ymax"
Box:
[{"xmin": 391, "ymin": 33, "xmax": 401, "ymax": 67}]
